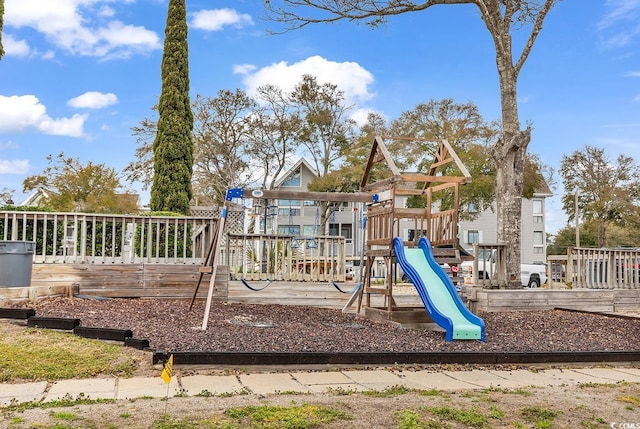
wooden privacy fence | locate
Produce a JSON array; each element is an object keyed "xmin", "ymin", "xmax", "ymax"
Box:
[
  {"xmin": 474, "ymin": 245, "xmax": 640, "ymax": 290},
  {"xmin": 558, "ymin": 247, "xmax": 640, "ymax": 289}
]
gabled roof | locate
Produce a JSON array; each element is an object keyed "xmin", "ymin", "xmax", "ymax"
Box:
[
  {"xmin": 272, "ymin": 158, "xmax": 318, "ymax": 188},
  {"xmin": 19, "ymin": 188, "xmax": 52, "ymax": 207},
  {"xmin": 360, "ymin": 135, "xmax": 472, "ymax": 193}
]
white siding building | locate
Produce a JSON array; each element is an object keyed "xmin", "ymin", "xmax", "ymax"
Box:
[
  {"xmin": 458, "ymin": 192, "xmax": 551, "ymax": 264},
  {"xmin": 272, "ymin": 159, "xmax": 551, "ymax": 264}
]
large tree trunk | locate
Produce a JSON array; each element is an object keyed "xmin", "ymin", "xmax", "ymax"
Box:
[
  {"xmin": 493, "ymin": 135, "xmax": 529, "ymax": 288},
  {"xmin": 492, "ymin": 59, "xmax": 531, "ymax": 289},
  {"xmin": 597, "ymin": 222, "xmax": 607, "ymax": 248}
]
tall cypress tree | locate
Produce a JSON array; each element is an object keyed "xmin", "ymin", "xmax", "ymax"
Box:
[{"xmin": 150, "ymin": 0, "xmax": 193, "ymax": 215}]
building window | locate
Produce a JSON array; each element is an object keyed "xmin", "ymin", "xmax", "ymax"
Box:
[
  {"xmin": 533, "ymin": 231, "xmax": 544, "ymax": 245},
  {"xmin": 340, "ymin": 224, "xmax": 352, "ymax": 240},
  {"xmin": 278, "ymin": 199, "xmax": 300, "ymax": 207},
  {"xmin": 533, "ymin": 215, "xmax": 543, "ymax": 224},
  {"xmin": 408, "ymin": 229, "xmax": 428, "ymax": 241},
  {"xmin": 467, "ymin": 230, "xmax": 480, "ymax": 244},
  {"xmin": 532, "ymin": 199, "xmax": 543, "ymax": 215},
  {"xmin": 278, "ymin": 225, "xmax": 300, "ymax": 235},
  {"xmin": 281, "ymin": 168, "xmax": 301, "ymax": 187},
  {"xmin": 533, "ymin": 247, "xmax": 544, "ymax": 254},
  {"xmin": 303, "ymin": 225, "xmax": 318, "ymax": 236},
  {"xmin": 467, "ymin": 202, "xmax": 478, "ymax": 213},
  {"xmin": 279, "ymin": 208, "xmax": 300, "ymax": 216},
  {"xmin": 278, "ymin": 200, "xmax": 300, "ymax": 217}
]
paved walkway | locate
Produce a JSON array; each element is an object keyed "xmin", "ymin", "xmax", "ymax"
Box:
[{"xmin": 1, "ymin": 366, "xmax": 640, "ymax": 406}]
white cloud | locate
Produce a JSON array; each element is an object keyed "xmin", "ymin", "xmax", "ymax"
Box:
[
  {"xmin": 350, "ymin": 107, "xmax": 385, "ymax": 127},
  {"xmin": 4, "ymin": 34, "xmax": 31, "ymax": 57},
  {"xmin": 0, "ymin": 160, "xmax": 31, "ymax": 175},
  {"xmin": 191, "ymin": 8, "xmax": 254, "ymax": 31},
  {"xmin": 4, "ymin": 0, "xmax": 161, "ymax": 58},
  {"xmin": 0, "ymin": 141, "xmax": 20, "ymax": 150},
  {"xmin": 98, "ymin": 5, "xmax": 115, "ymax": 18},
  {"xmin": 237, "ymin": 56, "xmax": 376, "ymax": 105},
  {"xmin": 68, "ymin": 91, "xmax": 118, "ymax": 109},
  {"xmin": 626, "ymin": 71, "xmax": 640, "ymax": 77},
  {"xmin": 95, "ymin": 21, "xmax": 161, "ymax": 59},
  {"xmin": 634, "ymin": 94, "xmax": 640, "ymax": 102},
  {"xmin": 0, "ymin": 95, "xmax": 87, "ymax": 137},
  {"xmin": 598, "ymin": 0, "xmax": 640, "ymax": 30},
  {"xmin": 598, "ymin": 0, "xmax": 640, "ymax": 48},
  {"xmin": 233, "ymin": 64, "xmax": 257, "ymax": 75}
]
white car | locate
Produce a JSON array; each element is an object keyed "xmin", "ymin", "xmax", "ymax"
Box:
[{"xmin": 460, "ymin": 250, "xmax": 547, "ymax": 288}]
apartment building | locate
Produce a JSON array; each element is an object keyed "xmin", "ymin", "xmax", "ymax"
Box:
[{"xmin": 270, "ymin": 158, "xmax": 551, "ymax": 263}]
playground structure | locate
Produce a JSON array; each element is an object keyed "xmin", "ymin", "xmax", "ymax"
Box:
[
  {"xmin": 355, "ymin": 136, "xmax": 475, "ymax": 328},
  {"xmin": 196, "ymin": 136, "xmax": 483, "ymax": 339}
]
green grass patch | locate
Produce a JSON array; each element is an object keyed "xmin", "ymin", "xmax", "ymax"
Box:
[
  {"xmin": 364, "ymin": 384, "xmax": 416, "ymax": 397},
  {"xmin": 0, "ymin": 328, "xmax": 140, "ymax": 382},
  {"xmin": 50, "ymin": 410, "xmax": 81, "ymax": 421},
  {"xmin": 363, "ymin": 385, "xmax": 443, "ymax": 398},
  {"xmin": 8, "ymin": 416, "xmax": 25, "ymax": 426},
  {"xmin": 151, "ymin": 414, "xmax": 233, "ymax": 428},
  {"xmin": 429, "ymin": 406, "xmax": 491, "ymax": 428},
  {"xmin": 617, "ymin": 395, "xmax": 640, "ymax": 406},
  {"xmin": 481, "ymin": 386, "xmax": 533, "ymax": 396},
  {"xmin": 224, "ymin": 404, "xmax": 352, "ymax": 428},
  {"xmin": 1, "ymin": 393, "xmax": 116, "ymax": 413},
  {"xmin": 579, "ymin": 382, "xmax": 620, "ymax": 389},
  {"xmin": 520, "ymin": 406, "xmax": 559, "ymax": 428},
  {"xmin": 396, "ymin": 409, "xmax": 444, "ymax": 429}
]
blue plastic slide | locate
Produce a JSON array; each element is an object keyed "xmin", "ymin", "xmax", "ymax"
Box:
[{"xmin": 393, "ymin": 237, "xmax": 485, "ymax": 341}]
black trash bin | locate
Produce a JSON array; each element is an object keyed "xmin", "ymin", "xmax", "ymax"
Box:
[{"xmin": 0, "ymin": 241, "xmax": 35, "ymax": 287}]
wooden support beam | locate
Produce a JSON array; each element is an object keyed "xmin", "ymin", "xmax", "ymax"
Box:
[
  {"xmin": 400, "ymin": 174, "xmax": 468, "ymax": 184},
  {"xmin": 244, "ymin": 189, "xmax": 372, "ymax": 203}
]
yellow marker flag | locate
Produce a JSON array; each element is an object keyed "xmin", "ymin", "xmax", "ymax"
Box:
[{"xmin": 161, "ymin": 354, "xmax": 174, "ymax": 384}]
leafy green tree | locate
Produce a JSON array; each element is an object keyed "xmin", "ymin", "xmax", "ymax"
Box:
[
  {"xmin": 546, "ymin": 224, "xmax": 597, "ymax": 255},
  {"xmin": 22, "ymin": 153, "xmax": 138, "ymax": 214},
  {"xmin": 248, "ymin": 84, "xmax": 302, "ymax": 190},
  {"xmin": 389, "ymin": 99, "xmax": 499, "ymax": 219},
  {"xmin": 150, "ymin": 0, "xmax": 194, "ymax": 215},
  {"xmin": 560, "ymin": 145, "xmax": 640, "ymax": 247},
  {"xmin": 124, "ymin": 105, "xmax": 158, "ymax": 190},
  {"xmin": 264, "ymin": 0, "xmax": 560, "ymax": 287},
  {"xmin": 313, "ymin": 111, "xmax": 389, "ymax": 197},
  {"xmin": 192, "ymin": 91, "xmax": 255, "ymax": 205},
  {"xmin": 127, "ymin": 90, "xmax": 272, "ymax": 206},
  {"xmin": 290, "ymin": 74, "xmax": 357, "ymax": 231},
  {"xmin": 291, "ymin": 74, "xmax": 356, "ymax": 177}
]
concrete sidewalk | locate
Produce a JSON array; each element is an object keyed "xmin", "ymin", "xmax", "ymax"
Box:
[{"xmin": 1, "ymin": 366, "xmax": 640, "ymax": 406}]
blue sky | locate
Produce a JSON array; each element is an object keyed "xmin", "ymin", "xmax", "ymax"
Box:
[{"xmin": 1, "ymin": 0, "xmax": 639, "ymax": 236}]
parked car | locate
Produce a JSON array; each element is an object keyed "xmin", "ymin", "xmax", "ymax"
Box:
[{"xmin": 460, "ymin": 249, "xmax": 547, "ymax": 288}]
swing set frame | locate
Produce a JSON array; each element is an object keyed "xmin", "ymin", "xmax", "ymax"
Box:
[{"xmin": 194, "ymin": 135, "xmax": 470, "ymax": 330}]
